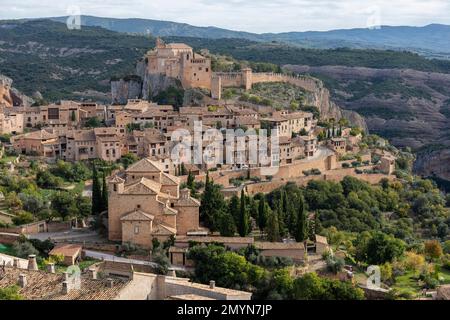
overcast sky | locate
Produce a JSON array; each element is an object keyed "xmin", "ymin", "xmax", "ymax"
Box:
[{"xmin": 3, "ymin": 0, "xmax": 450, "ymax": 33}]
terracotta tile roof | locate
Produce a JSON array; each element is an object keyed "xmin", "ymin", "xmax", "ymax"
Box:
[
  {"xmin": 21, "ymin": 130, "xmax": 58, "ymax": 141},
  {"xmin": 235, "ymin": 116, "xmax": 259, "ymax": 125},
  {"xmin": 69, "ymin": 129, "xmax": 96, "ymax": 141},
  {"xmin": 120, "ymin": 210, "xmax": 155, "ymax": 222},
  {"xmin": 49, "ymin": 245, "xmax": 82, "ymax": 258},
  {"xmin": 167, "ymin": 277, "xmax": 251, "ymax": 297},
  {"xmin": 0, "ymin": 267, "xmax": 129, "ymax": 300},
  {"xmin": 168, "ymin": 294, "xmax": 215, "ymax": 300},
  {"xmin": 123, "ymin": 177, "xmax": 161, "ymax": 195},
  {"xmin": 254, "ymin": 242, "xmax": 306, "ymax": 250},
  {"xmin": 437, "ymin": 285, "xmax": 450, "ymax": 300},
  {"xmin": 126, "ymin": 158, "xmax": 164, "ymax": 173},
  {"xmin": 175, "ymin": 236, "xmax": 254, "ymax": 245},
  {"xmin": 315, "ymin": 235, "xmax": 328, "ymax": 245}
]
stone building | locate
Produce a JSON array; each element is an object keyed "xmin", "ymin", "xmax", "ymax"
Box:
[
  {"xmin": 0, "ymin": 108, "xmax": 24, "ymax": 134},
  {"xmin": 108, "ymin": 158, "xmax": 201, "ymax": 248},
  {"xmin": 11, "ymin": 129, "xmax": 60, "ymax": 157},
  {"xmin": 328, "ymin": 137, "xmax": 347, "ymax": 155},
  {"xmin": 146, "ymin": 38, "xmax": 212, "ymax": 91},
  {"xmin": 261, "ymin": 110, "xmax": 314, "ymax": 137},
  {"xmin": 0, "ymin": 256, "xmax": 252, "ymax": 300}
]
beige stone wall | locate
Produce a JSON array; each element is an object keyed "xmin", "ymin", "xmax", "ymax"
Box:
[
  {"xmin": 122, "ymin": 220, "xmax": 154, "ymax": 249},
  {"xmin": 109, "ymin": 193, "xmax": 160, "ymax": 241},
  {"xmin": 174, "ymin": 206, "xmax": 199, "ymax": 235},
  {"xmin": 260, "ymin": 249, "xmax": 306, "ymax": 262},
  {"xmin": 115, "ymin": 272, "xmax": 156, "ymax": 300}
]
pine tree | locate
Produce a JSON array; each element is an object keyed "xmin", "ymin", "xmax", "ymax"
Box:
[
  {"xmin": 238, "ymin": 190, "xmax": 249, "ymax": 237},
  {"xmin": 91, "ymin": 164, "xmax": 102, "ymax": 215},
  {"xmin": 258, "ymin": 197, "xmax": 268, "ymax": 232},
  {"xmin": 266, "ymin": 208, "xmax": 280, "ymax": 242},
  {"xmin": 101, "ymin": 173, "xmax": 108, "ymax": 213},
  {"xmin": 295, "ymin": 195, "xmax": 308, "ymax": 242}
]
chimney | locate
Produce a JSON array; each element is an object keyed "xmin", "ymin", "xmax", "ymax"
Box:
[
  {"xmin": 62, "ymin": 281, "xmax": 69, "ymax": 295},
  {"xmin": 89, "ymin": 269, "xmax": 97, "ymax": 280},
  {"xmin": 107, "ymin": 278, "xmax": 114, "ymax": 288},
  {"xmin": 27, "ymin": 255, "xmax": 38, "ymax": 271},
  {"xmin": 47, "ymin": 263, "xmax": 55, "ymax": 274},
  {"xmin": 18, "ymin": 274, "xmax": 27, "ymax": 288},
  {"xmin": 13, "ymin": 258, "xmax": 20, "ymax": 268},
  {"xmin": 209, "ymin": 280, "xmax": 216, "ymax": 289}
]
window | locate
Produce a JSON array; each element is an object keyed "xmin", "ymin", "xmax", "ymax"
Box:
[
  {"xmin": 134, "ymin": 226, "xmax": 139, "ymax": 234},
  {"xmin": 113, "ymin": 184, "xmax": 117, "ymax": 192},
  {"xmin": 137, "ymin": 204, "xmax": 141, "ymax": 209}
]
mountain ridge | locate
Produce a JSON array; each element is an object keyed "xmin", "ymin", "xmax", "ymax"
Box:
[{"xmin": 41, "ymin": 15, "xmax": 450, "ymax": 57}]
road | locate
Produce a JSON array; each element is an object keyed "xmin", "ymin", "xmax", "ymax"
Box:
[
  {"xmin": 28, "ymin": 230, "xmax": 102, "ymax": 242},
  {"xmin": 83, "ymin": 249, "xmax": 186, "ymax": 271}
]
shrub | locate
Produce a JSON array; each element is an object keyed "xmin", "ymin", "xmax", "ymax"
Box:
[{"xmin": 12, "ymin": 241, "xmax": 38, "ymax": 259}]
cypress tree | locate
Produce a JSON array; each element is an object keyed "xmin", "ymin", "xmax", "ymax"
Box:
[
  {"xmin": 101, "ymin": 173, "xmax": 108, "ymax": 213},
  {"xmin": 278, "ymin": 192, "xmax": 286, "ymax": 237},
  {"xmin": 266, "ymin": 207, "xmax": 280, "ymax": 242},
  {"xmin": 295, "ymin": 195, "xmax": 308, "ymax": 242},
  {"xmin": 91, "ymin": 164, "xmax": 101, "ymax": 215},
  {"xmin": 180, "ymin": 163, "xmax": 187, "ymax": 176},
  {"xmin": 200, "ymin": 171, "xmax": 226, "ymax": 231},
  {"xmin": 229, "ymin": 195, "xmax": 240, "ymax": 223},
  {"xmin": 258, "ymin": 197, "xmax": 268, "ymax": 232},
  {"xmin": 187, "ymin": 170, "xmax": 195, "ymax": 190},
  {"xmin": 238, "ymin": 190, "xmax": 249, "ymax": 237},
  {"xmin": 314, "ymin": 211, "xmax": 323, "ymax": 234}
]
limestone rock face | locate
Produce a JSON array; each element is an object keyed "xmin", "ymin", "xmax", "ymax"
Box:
[
  {"xmin": 0, "ymin": 75, "xmax": 13, "ymax": 107},
  {"xmin": 303, "ymin": 79, "xmax": 368, "ymax": 132},
  {"xmin": 111, "ymin": 77, "xmax": 143, "ymax": 105},
  {"xmin": 141, "ymin": 73, "xmax": 179, "ymax": 101},
  {"xmin": 111, "ymin": 59, "xmax": 180, "ymax": 104},
  {"xmin": 414, "ymin": 148, "xmax": 450, "ymax": 181},
  {"xmin": 0, "ymin": 75, "xmax": 32, "ymax": 107}
]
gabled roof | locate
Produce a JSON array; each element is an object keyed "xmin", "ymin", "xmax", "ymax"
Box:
[
  {"xmin": 161, "ymin": 172, "xmax": 180, "ymax": 186},
  {"xmin": 49, "ymin": 244, "xmax": 82, "ymax": 258},
  {"xmin": 123, "ymin": 177, "xmax": 161, "ymax": 195},
  {"xmin": 120, "ymin": 210, "xmax": 155, "ymax": 222},
  {"xmin": 126, "ymin": 158, "xmax": 164, "ymax": 173},
  {"xmin": 109, "ymin": 176, "xmax": 125, "ymax": 184},
  {"xmin": 151, "ymin": 223, "xmax": 176, "ymax": 236}
]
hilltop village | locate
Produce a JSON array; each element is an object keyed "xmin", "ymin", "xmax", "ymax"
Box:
[{"xmin": 2, "ymin": 39, "xmax": 450, "ymax": 301}]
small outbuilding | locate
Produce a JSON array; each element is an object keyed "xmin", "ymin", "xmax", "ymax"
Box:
[{"xmin": 49, "ymin": 244, "xmax": 82, "ymax": 266}]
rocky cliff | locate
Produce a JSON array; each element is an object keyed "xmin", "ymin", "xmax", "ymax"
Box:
[
  {"xmin": 111, "ymin": 60, "xmax": 181, "ymax": 104},
  {"xmin": 0, "ymin": 75, "xmax": 32, "ymax": 107},
  {"xmin": 414, "ymin": 148, "xmax": 450, "ymax": 181},
  {"xmin": 302, "ymin": 81, "xmax": 368, "ymax": 131}
]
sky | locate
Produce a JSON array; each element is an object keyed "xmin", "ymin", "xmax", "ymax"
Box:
[{"xmin": 3, "ymin": 0, "xmax": 450, "ymax": 33}]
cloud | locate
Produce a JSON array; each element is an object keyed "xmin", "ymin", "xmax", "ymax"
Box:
[{"xmin": 1, "ymin": 0, "xmax": 449, "ymax": 33}]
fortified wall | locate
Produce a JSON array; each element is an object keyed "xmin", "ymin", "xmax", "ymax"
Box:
[{"xmin": 211, "ymin": 69, "xmax": 321, "ymax": 100}]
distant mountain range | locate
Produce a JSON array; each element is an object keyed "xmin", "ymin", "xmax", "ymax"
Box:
[{"xmin": 46, "ymin": 16, "xmax": 450, "ymax": 58}]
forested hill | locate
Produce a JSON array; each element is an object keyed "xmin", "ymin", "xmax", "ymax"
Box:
[{"xmin": 2, "ymin": 19, "xmax": 450, "ymax": 102}]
